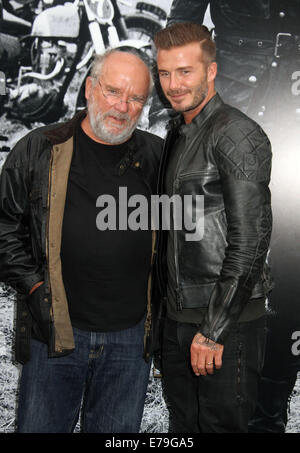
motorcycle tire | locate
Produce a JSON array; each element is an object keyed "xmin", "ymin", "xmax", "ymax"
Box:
[
  {"xmin": 124, "ymin": 15, "xmax": 162, "ymax": 65},
  {"xmin": 125, "ymin": 15, "xmax": 162, "ymax": 37}
]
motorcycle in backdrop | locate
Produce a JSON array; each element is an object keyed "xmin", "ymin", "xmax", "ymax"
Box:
[
  {"xmin": 0, "ymin": 0, "xmax": 33, "ymax": 150},
  {"xmin": 0, "ymin": 0, "xmax": 166, "ymax": 125}
]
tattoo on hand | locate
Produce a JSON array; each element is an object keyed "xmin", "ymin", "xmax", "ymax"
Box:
[{"xmin": 193, "ymin": 333, "xmax": 219, "ymax": 351}]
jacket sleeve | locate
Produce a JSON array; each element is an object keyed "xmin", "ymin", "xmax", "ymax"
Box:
[
  {"xmin": 167, "ymin": 0, "xmax": 210, "ymax": 25},
  {"xmin": 0, "ymin": 136, "xmax": 44, "ymax": 294},
  {"xmin": 199, "ymin": 117, "xmax": 272, "ymax": 344}
]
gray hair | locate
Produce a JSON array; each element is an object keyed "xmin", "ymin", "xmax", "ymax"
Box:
[{"xmin": 89, "ymin": 48, "xmax": 154, "ymax": 98}]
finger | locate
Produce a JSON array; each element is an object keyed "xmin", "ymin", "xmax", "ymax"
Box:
[
  {"xmin": 214, "ymin": 347, "xmax": 224, "ymax": 370},
  {"xmin": 190, "ymin": 347, "xmax": 201, "ymax": 376},
  {"xmin": 191, "ymin": 342, "xmax": 206, "ymax": 376},
  {"xmin": 205, "ymin": 357, "xmax": 214, "ymax": 375},
  {"xmin": 191, "ymin": 352, "xmax": 206, "ymax": 376},
  {"xmin": 191, "ymin": 359, "xmax": 200, "ymax": 376},
  {"xmin": 195, "ymin": 349, "xmax": 207, "ymax": 376},
  {"xmin": 197, "ymin": 357, "xmax": 207, "ymax": 376}
]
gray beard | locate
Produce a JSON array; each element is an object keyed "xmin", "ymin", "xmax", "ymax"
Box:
[{"xmin": 88, "ymin": 99, "xmax": 139, "ymax": 145}]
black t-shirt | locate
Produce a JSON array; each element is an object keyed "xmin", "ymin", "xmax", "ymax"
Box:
[{"xmin": 60, "ymin": 125, "xmax": 152, "ymax": 332}]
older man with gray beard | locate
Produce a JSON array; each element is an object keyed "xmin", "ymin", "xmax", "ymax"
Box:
[{"xmin": 0, "ymin": 49, "xmax": 163, "ymax": 433}]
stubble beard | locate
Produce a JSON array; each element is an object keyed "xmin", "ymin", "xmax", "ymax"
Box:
[{"xmin": 169, "ymin": 81, "xmax": 208, "ymax": 113}]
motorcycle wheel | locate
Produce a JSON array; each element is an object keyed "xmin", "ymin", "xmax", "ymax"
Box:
[
  {"xmin": 75, "ymin": 16, "xmax": 162, "ymax": 112},
  {"xmin": 124, "ymin": 15, "xmax": 162, "ymax": 65}
]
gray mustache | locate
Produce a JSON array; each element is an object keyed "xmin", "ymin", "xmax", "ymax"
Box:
[{"xmin": 103, "ymin": 110, "xmax": 131, "ymax": 123}]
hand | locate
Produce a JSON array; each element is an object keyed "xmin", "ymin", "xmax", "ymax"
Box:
[{"xmin": 190, "ymin": 332, "xmax": 224, "ymax": 376}]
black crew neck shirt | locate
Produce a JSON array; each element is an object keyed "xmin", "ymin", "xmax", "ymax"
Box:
[{"xmin": 60, "ymin": 125, "xmax": 152, "ymax": 332}]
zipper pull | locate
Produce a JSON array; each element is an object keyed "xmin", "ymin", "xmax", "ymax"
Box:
[{"xmin": 176, "ymin": 289, "xmax": 183, "ymax": 311}]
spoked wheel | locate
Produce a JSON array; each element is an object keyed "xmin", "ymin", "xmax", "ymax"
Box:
[{"xmin": 124, "ymin": 15, "xmax": 162, "ymax": 65}]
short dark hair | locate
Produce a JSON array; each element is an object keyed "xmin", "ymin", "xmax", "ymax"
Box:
[{"xmin": 154, "ymin": 23, "xmax": 216, "ymax": 63}]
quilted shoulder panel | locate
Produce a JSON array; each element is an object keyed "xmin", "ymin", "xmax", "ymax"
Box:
[{"xmin": 213, "ymin": 109, "xmax": 272, "ymax": 181}]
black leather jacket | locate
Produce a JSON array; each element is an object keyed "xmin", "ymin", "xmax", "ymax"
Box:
[
  {"xmin": 0, "ymin": 110, "xmax": 163, "ymax": 363},
  {"xmin": 156, "ymin": 94, "xmax": 273, "ymax": 344}
]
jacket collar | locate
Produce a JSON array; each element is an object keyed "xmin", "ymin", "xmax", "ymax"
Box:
[
  {"xmin": 168, "ymin": 93, "xmax": 224, "ymax": 136},
  {"xmin": 44, "ymin": 109, "xmax": 87, "ymax": 145}
]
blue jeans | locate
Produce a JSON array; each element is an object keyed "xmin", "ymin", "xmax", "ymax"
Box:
[{"xmin": 17, "ymin": 317, "xmax": 151, "ymax": 433}]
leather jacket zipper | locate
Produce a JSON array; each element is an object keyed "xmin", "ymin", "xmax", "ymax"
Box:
[
  {"xmin": 172, "ymin": 138, "xmax": 190, "ymax": 311},
  {"xmin": 173, "ymin": 177, "xmax": 182, "ymax": 310},
  {"xmin": 176, "ymin": 288, "xmax": 183, "ymax": 311},
  {"xmin": 170, "ymin": 120, "xmax": 215, "ymax": 307}
]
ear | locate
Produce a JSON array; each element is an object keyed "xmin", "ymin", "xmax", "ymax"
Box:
[
  {"xmin": 207, "ymin": 62, "xmax": 217, "ymax": 83},
  {"xmin": 85, "ymin": 76, "xmax": 93, "ymax": 101}
]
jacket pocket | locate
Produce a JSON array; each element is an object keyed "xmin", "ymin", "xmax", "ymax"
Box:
[
  {"xmin": 29, "ymin": 185, "xmax": 44, "ymax": 261},
  {"xmin": 27, "ymin": 283, "xmax": 51, "ymax": 344},
  {"xmin": 181, "ymin": 282, "xmax": 217, "ymax": 309}
]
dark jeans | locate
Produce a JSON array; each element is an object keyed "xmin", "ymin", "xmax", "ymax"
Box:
[
  {"xmin": 17, "ymin": 317, "xmax": 151, "ymax": 433},
  {"xmin": 162, "ymin": 316, "xmax": 267, "ymax": 433}
]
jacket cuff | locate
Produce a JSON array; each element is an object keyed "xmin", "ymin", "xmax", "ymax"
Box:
[{"xmin": 199, "ymin": 277, "xmax": 252, "ymax": 344}]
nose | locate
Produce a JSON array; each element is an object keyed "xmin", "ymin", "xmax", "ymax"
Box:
[
  {"xmin": 114, "ymin": 98, "xmax": 129, "ymax": 113},
  {"xmin": 169, "ymin": 73, "xmax": 180, "ymax": 91}
]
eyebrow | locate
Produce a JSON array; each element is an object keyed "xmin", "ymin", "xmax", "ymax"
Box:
[
  {"xmin": 104, "ymin": 83, "xmax": 120, "ymax": 91},
  {"xmin": 103, "ymin": 82, "xmax": 147, "ymax": 101},
  {"xmin": 158, "ymin": 66, "xmax": 194, "ymax": 72}
]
